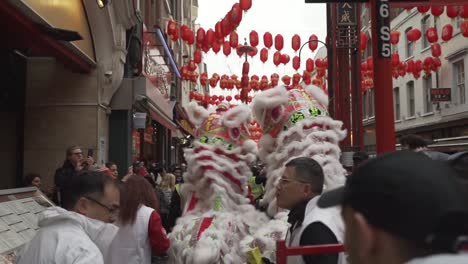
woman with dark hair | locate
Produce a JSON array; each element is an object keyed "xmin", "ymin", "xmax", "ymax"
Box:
[
  {"xmin": 107, "ymin": 176, "xmax": 170, "ymax": 264},
  {"xmin": 24, "ymin": 173, "xmax": 42, "ymax": 188}
]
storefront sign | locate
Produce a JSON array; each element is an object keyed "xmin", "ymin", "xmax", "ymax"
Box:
[
  {"xmin": 336, "ymin": 2, "xmax": 357, "ymax": 26},
  {"xmin": 376, "ymin": 0, "xmax": 391, "ymax": 58},
  {"xmin": 431, "ymin": 88, "xmax": 451, "ymax": 102},
  {"xmin": 132, "ymin": 130, "xmax": 141, "ymax": 160},
  {"xmin": 144, "ymin": 127, "xmax": 154, "ymax": 144}
]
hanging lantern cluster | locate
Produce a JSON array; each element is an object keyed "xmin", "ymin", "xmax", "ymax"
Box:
[
  {"xmin": 361, "ymin": 56, "xmax": 374, "ymax": 91},
  {"xmin": 249, "ymin": 121, "xmax": 263, "ymax": 141}
]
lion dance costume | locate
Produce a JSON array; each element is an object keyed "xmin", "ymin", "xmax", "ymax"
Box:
[
  {"xmin": 251, "ymin": 84, "xmax": 347, "ymax": 216},
  {"xmin": 169, "ymin": 102, "xmax": 287, "ymax": 263}
]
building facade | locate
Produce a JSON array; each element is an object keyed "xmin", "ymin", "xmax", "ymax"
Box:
[
  {"xmin": 0, "ymin": 0, "xmax": 140, "ymax": 189},
  {"xmin": 360, "ymin": 6, "xmax": 468, "ymax": 153}
]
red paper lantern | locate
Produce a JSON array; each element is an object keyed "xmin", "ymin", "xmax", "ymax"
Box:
[
  {"xmin": 391, "ymin": 53, "xmax": 400, "ymax": 68},
  {"xmin": 230, "ymin": 32, "xmax": 238, "ymax": 48},
  {"xmin": 406, "ymin": 60, "xmax": 415, "ymax": 73},
  {"xmin": 215, "ymin": 21, "xmax": 223, "ymax": 39},
  {"xmin": 426, "ymin": 27, "xmax": 438, "ymax": 43},
  {"xmin": 366, "ymin": 56, "xmax": 374, "ymax": 70},
  {"xmin": 193, "ymin": 50, "xmax": 202, "ymax": 64},
  {"xmin": 306, "ymin": 58, "xmax": 314, "ymax": 72},
  {"xmin": 209, "ymin": 78, "xmax": 217, "ymax": 88},
  {"xmin": 167, "ymin": 20, "xmax": 178, "ymax": 38},
  {"xmin": 223, "ymin": 41, "xmax": 231, "ymax": 56},
  {"xmin": 240, "ymin": 0, "xmax": 252, "ymax": 11},
  {"xmin": 446, "ymin": 6, "xmax": 460, "ymax": 19},
  {"xmin": 263, "ymin": 32, "xmax": 273, "ymax": 49},
  {"xmin": 249, "ymin": 47, "xmax": 258, "ymax": 57},
  {"xmin": 281, "ymin": 54, "xmax": 290, "ymax": 65},
  {"xmin": 220, "ymin": 18, "xmax": 230, "ymax": 37},
  {"xmin": 250, "ymin": 30, "xmax": 259, "ymax": 47},
  {"xmin": 273, "ymin": 51, "xmax": 281, "ymax": 66},
  {"xmin": 206, "ymin": 29, "xmax": 215, "ymax": 47},
  {"xmin": 417, "ymin": 6, "xmax": 430, "ymax": 14},
  {"xmin": 292, "ymin": 34, "xmax": 301, "ymax": 52},
  {"xmin": 390, "ymin": 31, "xmax": 400, "ymax": 45},
  {"xmin": 188, "ymin": 60, "xmax": 197, "ymax": 71},
  {"xmin": 292, "ymin": 73, "xmax": 302, "ymax": 85},
  {"xmin": 229, "ymin": 3, "xmax": 243, "ymax": 27},
  {"xmin": 360, "ymin": 32, "xmax": 367, "ymax": 51},
  {"xmin": 260, "ymin": 48, "xmax": 268, "ymax": 63},
  {"xmin": 292, "ymin": 56, "xmax": 300, "ymax": 71},
  {"xmin": 441, "ymin": 24, "xmax": 453, "ymax": 42},
  {"xmin": 361, "ymin": 62, "xmax": 368, "ymax": 72},
  {"xmin": 196, "ymin": 28, "xmax": 205, "ymax": 46},
  {"xmin": 431, "ymin": 6, "xmax": 444, "ymax": 17},
  {"xmin": 200, "ymin": 73, "xmax": 208, "ymax": 86},
  {"xmin": 460, "ymin": 5, "xmax": 468, "ymax": 19},
  {"xmin": 407, "ymin": 28, "xmax": 422, "ymax": 42},
  {"xmin": 461, "ymin": 21, "xmax": 468, "ymax": 38},
  {"xmin": 431, "ymin": 43, "xmax": 441, "ymax": 57},
  {"xmin": 212, "ymin": 41, "xmax": 221, "ymax": 54},
  {"xmin": 275, "ymin": 34, "xmax": 284, "ymax": 51},
  {"xmin": 309, "ymin": 34, "xmax": 318, "ymax": 51},
  {"xmin": 282, "ymin": 75, "xmax": 291, "ymax": 85},
  {"xmin": 241, "ymin": 63, "xmax": 249, "ymax": 77},
  {"xmin": 180, "ymin": 24, "xmax": 190, "ymax": 42}
]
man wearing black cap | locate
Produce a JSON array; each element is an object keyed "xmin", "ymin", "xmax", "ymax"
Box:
[{"xmin": 318, "ymin": 151, "xmax": 468, "ymax": 264}]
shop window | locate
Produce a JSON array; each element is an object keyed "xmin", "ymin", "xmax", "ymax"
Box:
[
  {"xmin": 394, "ymin": 87, "xmax": 400, "ymax": 120},
  {"xmin": 407, "ymin": 81, "xmax": 415, "ymax": 117},
  {"xmin": 405, "ymin": 27, "xmax": 414, "ymax": 58},
  {"xmin": 454, "ymin": 60, "xmax": 466, "ymax": 104},
  {"xmin": 423, "ymin": 74, "xmax": 433, "ymax": 113},
  {"xmin": 368, "ymin": 89, "xmax": 375, "ymax": 117},
  {"xmin": 421, "ymin": 15, "xmax": 430, "ymax": 49}
]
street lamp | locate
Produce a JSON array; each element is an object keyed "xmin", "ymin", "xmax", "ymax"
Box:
[{"xmin": 236, "ymin": 39, "xmax": 255, "ymax": 104}]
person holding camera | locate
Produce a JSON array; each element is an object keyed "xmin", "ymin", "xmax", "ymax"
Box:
[{"xmin": 54, "ymin": 146, "xmax": 95, "ymax": 206}]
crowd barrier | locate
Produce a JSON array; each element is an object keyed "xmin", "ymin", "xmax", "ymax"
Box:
[{"xmin": 275, "ymin": 240, "xmax": 345, "ymax": 264}]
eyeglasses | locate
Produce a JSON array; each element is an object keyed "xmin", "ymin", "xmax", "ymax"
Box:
[
  {"xmin": 72, "ymin": 152, "xmax": 83, "ymax": 156},
  {"xmin": 278, "ymin": 177, "xmax": 309, "ymax": 185},
  {"xmin": 84, "ymin": 196, "xmax": 119, "ymax": 217}
]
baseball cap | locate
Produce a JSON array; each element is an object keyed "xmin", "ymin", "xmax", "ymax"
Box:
[{"xmin": 318, "ymin": 151, "xmax": 468, "ymax": 251}]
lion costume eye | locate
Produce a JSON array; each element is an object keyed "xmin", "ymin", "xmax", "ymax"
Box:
[
  {"xmin": 270, "ymin": 106, "xmax": 283, "ymax": 123},
  {"xmin": 229, "ymin": 127, "xmax": 241, "ymax": 140},
  {"xmin": 200, "ymin": 136, "xmax": 209, "ymax": 144}
]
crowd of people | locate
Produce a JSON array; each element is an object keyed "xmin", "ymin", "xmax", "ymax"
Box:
[{"xmin": 15, "ymin": 133, "xmax": 468, "ymax": 264}]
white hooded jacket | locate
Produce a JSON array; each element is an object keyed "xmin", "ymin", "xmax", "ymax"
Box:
[
  {"xmin": 405, "ymin": 254, "xmax": 468, "ymax": 264},
  {"xmin": 17, "ymin": 206, "xmax": 118, "ymax": 264}
]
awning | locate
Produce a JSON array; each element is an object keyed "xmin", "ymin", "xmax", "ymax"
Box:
[
  {"xmin": 146, "ymin": 99, "xmax": 177, "ymax": 132},
  {"xmin": 0, "ymin": 0, "xmax": 95, "ymax": 73}
]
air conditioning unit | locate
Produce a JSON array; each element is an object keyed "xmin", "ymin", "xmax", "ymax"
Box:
[{"xmin": 133, "ymin": 112, "xmax": 147, "ymax": 129}]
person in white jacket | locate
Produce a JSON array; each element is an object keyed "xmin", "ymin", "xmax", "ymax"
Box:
[
  {"xmin": 17, "ymin": 170, "xmax": 120, "ymax": 264},
  {"xmin": 318, "ymin": 151, "xmax": 468, "ymax": 264}
]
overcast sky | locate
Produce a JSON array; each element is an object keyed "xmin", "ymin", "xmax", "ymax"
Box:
[{"xmin": 196, "ymin": 0, "xmax": 326, "ymax": 95}]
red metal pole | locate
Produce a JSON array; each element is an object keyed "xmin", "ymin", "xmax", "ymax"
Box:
[
  {"xmin": 370, "ymin": 0, "xmax": 396, "ymax": 153},
  {"xmin": 276, "ymin": 240, "xmax": 287, "ymax": 264}
]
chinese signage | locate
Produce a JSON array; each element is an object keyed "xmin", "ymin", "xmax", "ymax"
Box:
[
  {"xmin": 376, "ymin": 0, "xmax": 391, "ymax": 58},
  {"xmin": 336, "ymin": 3, "xmax": 357, "ymax": 26},
  {"xmin": 430, "ymin": 88, "xmax": 451, "ymax": 102}
]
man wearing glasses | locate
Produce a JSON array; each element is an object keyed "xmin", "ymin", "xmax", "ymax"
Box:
[
  {"xmin": 18, "ymin": 171, "xmax": 120, "ymax": 264},
  {"xmin": 276, "ymin": 157, "xmax": 345, "ymax": 264}
]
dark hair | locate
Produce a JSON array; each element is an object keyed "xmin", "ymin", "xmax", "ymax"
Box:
[
  {"xmin": 119, "ymin": 176, "xmax": 159, "ymax": 225},
  {"xmin": 353, "ymin": 151, "xmax": 369, "ymax": 162},
  {"xmin": 105, "ymin": 162, "xmax": 116, "ymax": 169},
  {"xmin": 61, "ymin": 171, "xmax": 116, "ymax": 210},
  {"xmin": 24, "ymin": 173, "xmax": 41, "ymax": 186},
  {"xmin": 400, "ymin": 135, "xmax": 429, "ymax": 150},
  {"xmin": 285, "ymin": 157, "xmax": 324, "ymax": 193},
  {"xmin": 448, "ymin": 152, "xmax": 468, "ymax": 192}
]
